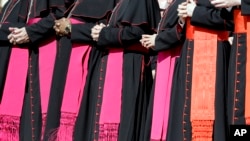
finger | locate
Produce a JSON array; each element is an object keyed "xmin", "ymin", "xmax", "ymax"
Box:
[
  {"xmin": 211, "ymin": 1, "xmax": 226, "ymax": 7},
  {"xmin": 92, "ymin": 26, "xmax": 99, "ymax": 31},
  {"xmin": 141, "ymin": 41, "xmax": 146, "ymax": 47},
  {"xmin": 189, "ymin": 0, "xmax": 195, "ymax": 3},
  {"xmin": 140, "ymin": 40, "xmax": 146, "ymax": 46},
  {"xmin": 99, "ymin": 23, "xmax": 105, "ymax": 27},
  {"xmin": 7, "ymin": 34, "xmax": 13, "ymax": 40},
  {"xmin": 144, "ymin": 40, "xmax": 151, "ymax": 45},
  {"xmin": 64, "ymin": 30, "xmax": 68, "ymax": 35},
  {"xmin": 54, "ymin": 27, "xmax": 60, "ymax": 32},
  {"xmin": 9, "ymin": 27, "xmax": 16, "ymax": 32},
  {"xmin": 178, "ymin": 4, "xmax": 187, "ymax": 9},
  {"xmin": 210, "ymin": 0, "xmax": 223, "ymax": 5},
  {"xmin": 178, "ymin": 12, "xmax": 187, "ymax": 17},
  {"xmin": 178, "ymin": 10, "xmax": 187, "ymax": 14},
  {"xmin": 15, "ymin": 37, "xmax": 26, "ymax": 43},
  {"xmin": 91, "ymin": 28, "xmax": 100, "ymax": 34},
  {"xmin": 167, "ymin": 0, "xmax": 173, "ymax": 3},
  {"xmin": 142, "ymin": 34, "xmax": 151, "ymax": 38},
  {"xmin": 145, "ymin": 43, "xmax": 153, "ymax": 48},
  {"xmin": 141, "ymin": 43, "xmax": 146, "ymax": 48},
  {"xmin": 94, "ymin": 25, "xmax": 102, "ymax": 30},
  {"xmin": 54, "ymin": 26, "xmax": 60, "ymax": 31},
  {"xmin": 55, "ymin": 29, "xmax": 60, "ymax": 33},
  {"xmin": 93, "ymin": 36, "xmax": 99, "ymax": 41},
  {"xmin": 12, "ymin": 32, "xmax": 25, "ymax": 39},
  {"xmin": 178, "ymin": 14, "xmax": 188, "ymax": 18},
  {"xmin": 178, "ymin": 7, "xmax": 187, "ymax": 12},
  {"xmin": 143, "ymin": 40, "xmax": 149, "ymax": 47},
  {"xmin": 91, "ymin": 34, "xmax": 94, "ymax": 39},
  {"xmin": 144, "ymin": 42, "xmax": 150, "ymax": 48},
  {"xmin": 140, "ymin": 39, "xmax": 147, "ymax": 44},
  {"xmin": 9, "ymin": 38, "xmax": 15, "ymax": 43},
  {"xmin": 96, "ymin": 25, "xmax": 104, "ymax": 30},
  {"xmin": 56, "ymin": 22, "xmax": 61, "ymax": 26},
  {"xmin": 12, "ymin": 29, "xmax": 23, "ymax": 34},
  {"xmin": 214, "ymin": 3, "xmax": 227, "ymax": 7},
  {"xmin": 11, "ymin": 34, "xmax": 19, "ymax": 40},
  {"xmin": 92, "ymin": 33, "xmax": 99, "ymax": 39},
  {"xmin": 92, "ymin": 29, "xmax": 101, "ymax": 34},
  {"xmin": 180, "ymin": 2, "xmax": 188, "ymax": 5}
]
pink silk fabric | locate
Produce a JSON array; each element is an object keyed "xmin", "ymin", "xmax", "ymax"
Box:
[{"xmin": 151, "ymin": 47, "xmax": 180, "ymax": 140}]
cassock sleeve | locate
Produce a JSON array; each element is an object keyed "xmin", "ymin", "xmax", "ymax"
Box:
[
  {"xmin": 97, "ymin": 26, "xmax": 145, "ymax": 47},
  {"xmin": 220, "ymin": 8, "xmax": 234, "ymax": 21},
  {"xmin": 150, "ymin": 55, "xmax": 158, "ymax": 70},
  {"xmin": 71, "ymin": 22, "xmax": 95, "ymax": 43},
  {"xmin": 154, "ymin": 24, "xmax": 184, "ymax": 52},
  {"xmin": 191, "ymin": 6, "xmax": 233, "ymax": 30},
  {"xmin": 0, "ymin": 22, "xmax": 25, "ymax": 41},
  {"xmin": 241, "ymin": 0, "xmax": 250, "ymax": 15},
  {"xmin": 25, "ymin": 7, "xmax": 65, "ymax": 43}
]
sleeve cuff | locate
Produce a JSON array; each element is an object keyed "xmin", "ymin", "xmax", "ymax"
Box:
[{"xmin": 178, "ymin": 18, "xmax": 185, "ymax": 28}]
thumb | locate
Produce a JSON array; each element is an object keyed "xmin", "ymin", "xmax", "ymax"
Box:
[
  {"xmin": 9, "ymin": 27, "xmax": 20, "ymax": 34},
  {"xmin": 9, "ymin": 27, "xmax": 16, "ymax": 32},
  {"xmin": 189, "ymin": 0, "xmax": 195, "ymax": 3},
  {"xmin": 167, "ymin": 0, "xmax": 173, "ymax": 4}
]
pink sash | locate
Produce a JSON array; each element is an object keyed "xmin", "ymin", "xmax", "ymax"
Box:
[
  {"xmin": 39, "ymin": 33, "xmax": 57, "ymax": 116},
  {"xmin": 99, "ymin": 48, "xmax": 123, "ymax": 140},
  {"xmin": 52, "ymin": 18, "xmax": 91, "ymax": 141},
  {"xmin": 0, "ymin": 19, "xmax": 36, "ymax": 140},
  {"xmin": 151, "ymin": 47, "xmax": 180, "ymax": 141},
  {"xmin": 0, "ymin": 46, "xmax": 29, "ymax": 141},
  {"xmin": 0, "ymin": 18, "xmax": 57, "ymax": 141}
]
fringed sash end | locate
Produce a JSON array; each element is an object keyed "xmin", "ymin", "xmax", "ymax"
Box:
[
  {"xmin": 99, "ymin": 123, "xmax": 119, "ymax": 141},
  {"xmin": 0, "ymin": 115, "xmax": 20, "ymax": 141},
  {"xmin": 192, "ymin": 120, "xmax": 214, "ymax": 141},
  {"xmin": 49, "ymin": 112, "xmax": 76, "ymax": 141}
]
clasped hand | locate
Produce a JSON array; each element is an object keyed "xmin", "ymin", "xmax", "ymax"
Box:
[
  {"xmin": 91, "ymin": 23, "xmax": 106, "ymax": 42},
  {"xmin": 140, "ymin": 34, "xmax": 157, "ymax": 49},
  {"xmin": 53, "ymin": 17, "xmax": 71, "ymax": 36},
  {"xmin": 177, "ymin": 0, "xmax": 196, "ymax": 20},
  {"xmin": 8, "ymin": 27, "xmax": 30, "ymax": 45}
]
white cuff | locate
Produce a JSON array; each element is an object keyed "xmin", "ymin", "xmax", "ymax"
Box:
[{"xmin": 178, "ymin": 18, "xmax": 185, "ymax": 28}]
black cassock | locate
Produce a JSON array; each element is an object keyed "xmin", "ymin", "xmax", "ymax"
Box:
[
  {"xmin": 140, "ymin": 0, "xmax": 186, "ymax": 140},
  {"xmin": 0, "ymin": 0, "xmax": 27, "ymax": 99},
  {"xmin": 226, "ymin": 0, "xmax": 250, "ymax": 129},
  {"xmin": 167, "ymin": 1, "xmax": 233, "ymax": 141},
  {"xmin": 17, "ymin": 0, "xmax": 65, "ymax": 141},
  {"xmin": 43, "ymin": 0, "xmax": 118, "ymax": 140},
  {"xmin": 74, "ymin": 0, "xmax": 160, "ymax": 140}
]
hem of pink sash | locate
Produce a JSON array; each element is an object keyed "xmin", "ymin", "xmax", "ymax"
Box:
[
  {"xmin": 0, "ymin": 115, "xmax": 20, "ymax": 141},
  {"xmin": 99, "ymin": 123, "xmax": 119, "ymax": 141},
  {"xmin": 48, "ymin": 112, "xmax": 76, "ymax": 141}
]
